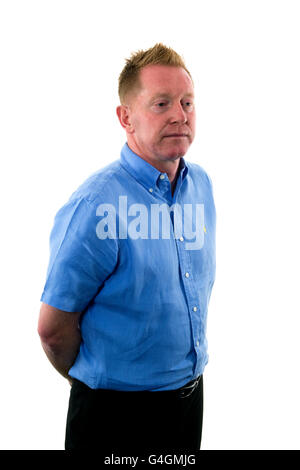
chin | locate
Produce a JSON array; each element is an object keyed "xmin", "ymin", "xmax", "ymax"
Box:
[
  {"xmin": 164, "ymin": 145, "xmax": 189, "ymax": 160},
  {"xmin": 165, "ymin": 152, "xmax": 185, "ymax": 160}
]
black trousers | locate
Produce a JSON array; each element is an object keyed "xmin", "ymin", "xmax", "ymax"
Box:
[{"xmin": 65, "ymin": 376, "xmax": 203, "ymax": 451}]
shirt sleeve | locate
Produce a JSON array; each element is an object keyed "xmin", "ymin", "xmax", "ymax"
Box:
[{"xmin": 40, "ymin": 196, "xmax": 119, "ymax": 312}]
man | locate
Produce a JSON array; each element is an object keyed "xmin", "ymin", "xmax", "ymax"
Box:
[{"xmin": 38, "ymin": 43, "xmax": 216, "ymax": 450}]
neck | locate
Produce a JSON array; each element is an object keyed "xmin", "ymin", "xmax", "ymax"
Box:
[
  {"xmin": 140, "ymin": 154, "xmax": 180, "ymax": 185},
  {"xmin": 171, "ymin": 170, "xmax": 180, "ymax": 196},
  {"xmin": 127, "ymin": 142, "xmax": 180, "ymax": 184}
]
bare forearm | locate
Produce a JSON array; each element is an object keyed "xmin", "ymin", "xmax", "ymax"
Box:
[
  {"xmin": 40, "ymin": 329, "xmax": 81, "ymax": 380},
  {"xmin": 38, "ymin": 304, "xmax": 83, "ymax": 381}
]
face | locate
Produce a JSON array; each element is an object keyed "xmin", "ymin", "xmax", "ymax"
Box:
[{"xmin": 117, "ymin": 64, "xmax": 196, "ymax": 168}]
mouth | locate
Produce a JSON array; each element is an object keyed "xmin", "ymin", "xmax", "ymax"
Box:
[{"xmin": 163, "ymin": 134, "xmax": 189, "ymax": 139}]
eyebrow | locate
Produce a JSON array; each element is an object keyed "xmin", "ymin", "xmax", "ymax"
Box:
[{"xmin": 150, "ymin": 92, "xmax": 194, "ymax": 101}]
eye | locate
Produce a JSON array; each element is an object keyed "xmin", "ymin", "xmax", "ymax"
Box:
[
  {"xmin": 152, "ymin": 100, "xmax": 170, "ymax": 112},
  {"xmin": 183, "ymin": 101, "xmax": 194, "ymax": 111}
]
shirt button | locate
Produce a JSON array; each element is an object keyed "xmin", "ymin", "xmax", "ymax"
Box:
[
  {"xmin": 196, "ymin": 340, "xmax": 200, "ymax": 347},
  {"xmin": 193, "ymin": 306, "xmax": 198, "ymax": 312},
  {"xmin": 185, "ymin": 272, "xmax": 190, "ymax": 278},
  {"xmin": 149, "ymin": 188, "xmax": 153, "ymax": 193},
  {"xmin": 159, "ymin": 174, "xmax": 165, "ymax": 180},
  {"xmin": 179, "ymin": 236, "xmax": 184, "ymax": 242}
]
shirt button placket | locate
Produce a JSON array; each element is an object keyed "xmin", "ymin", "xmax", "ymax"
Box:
[
  {"xmin": 177, "ymin": 235, "xmax": 200, "ymax": 365},
  {"xmin": 182, "ymin": 268, "xmax": 201, "ymax": 357}
]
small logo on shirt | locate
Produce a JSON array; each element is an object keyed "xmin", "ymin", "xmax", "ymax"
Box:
[{"xmin": 95, "ymin": 196, "xmax": 205, "ymax": 250}]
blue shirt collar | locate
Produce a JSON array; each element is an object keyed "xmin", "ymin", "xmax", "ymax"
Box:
[{"xmin": 120, "ymin": 143, "xmax": 188, "ymax": 192}]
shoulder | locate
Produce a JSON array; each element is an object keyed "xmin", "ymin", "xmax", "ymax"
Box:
[
  {"xmin": 52, "ymin": 159, "xmax": 124, "ymax": 225},
  {"xmin": 185, "ymin": 161, "xmax": 214, "ymax": 189},
  {"xmin": 68, "ymin": 159, "xmax": 123, "ymax": 205}
]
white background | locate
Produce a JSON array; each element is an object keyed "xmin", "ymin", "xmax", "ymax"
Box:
[{"xmin": 1, "ymin": 0, "xmax": 299, "ymax": 450}]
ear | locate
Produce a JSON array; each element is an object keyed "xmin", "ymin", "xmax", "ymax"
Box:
[{"xmin": 116, "ymin": 105, "xmax": 134, "ymax": 133}]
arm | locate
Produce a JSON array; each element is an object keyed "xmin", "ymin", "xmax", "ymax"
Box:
[{"xmin": 37, "ymin": 302, "xmax": 82, "ymax": 382}]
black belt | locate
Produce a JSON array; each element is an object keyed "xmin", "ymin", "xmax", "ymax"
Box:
[{"xmin": 179, "ymin": 375, "xmax": 202, "ymax": 399}]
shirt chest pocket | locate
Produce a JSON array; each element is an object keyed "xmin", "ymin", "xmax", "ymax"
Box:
[{"xmin": 187, "ymin": 235, "xmax": 216, "ymax": 288}]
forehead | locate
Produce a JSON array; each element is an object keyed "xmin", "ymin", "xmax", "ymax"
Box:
[{"xmin": 138, "ymin": 64, "xmax": 194, "ymax": 98}]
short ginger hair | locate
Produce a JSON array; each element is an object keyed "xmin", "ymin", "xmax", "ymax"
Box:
[{"xmin": 118, "ymin": 43, "xmax": 192, "ymax": 104}]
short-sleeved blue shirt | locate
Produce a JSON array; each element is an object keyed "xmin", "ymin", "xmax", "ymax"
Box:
[{"xmin": 41, "ymin": 143, "xmax": 216, "ymax": 391}]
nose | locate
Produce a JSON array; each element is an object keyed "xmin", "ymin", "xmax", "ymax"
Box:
[{"xmin": 170, "ymin": 102, "xmax": 187, "ymax": 124}]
